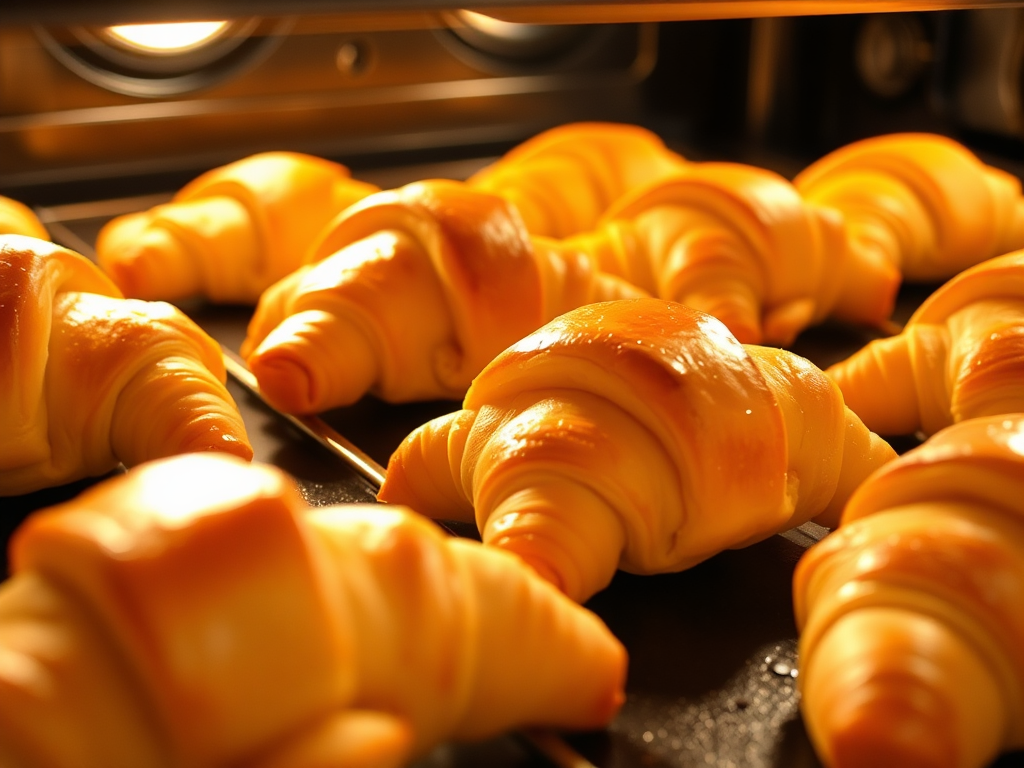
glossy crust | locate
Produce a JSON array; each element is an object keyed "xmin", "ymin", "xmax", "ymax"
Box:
[
  {"xmin": 0, "ymin": 196, "xmax": 48, "ymax": 240},
  {"xmin": 241, "ymin": 179, "xmax": 645, "ymax": 413},
  {"xmin": 794, "ymin": 414, "xmax": 1024, "ymax": 768},
  {"xmin": 565, "ymin": 162, "xmax": 900, "ymax": 346},
  {"xmin": 379, "ymin": 298, "xmax": 894, "ymax": 602},
  {"xmin": 826, "ymin": 250, "xmax": 1024, "ymax": 436},
  {"xmin": 0, "ymin": 235, "xmax": 251, "ymax": 495},
  {"xmin": 795, "ymin": 132, "xmax": 1024, "ymax": 282},
  {"xmin": 0, "ymin": 453, "xmax": 627, "ymax": 768},
  {"xmin": 95, "ymin": 152, "xmax": 379, "ymax": 304},
  {"xmin": 468, "ymin": 122, "xmax": 688, "ymax": 239}
]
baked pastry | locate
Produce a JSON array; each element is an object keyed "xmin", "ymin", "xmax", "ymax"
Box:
[
  {"xmin": 563, "ymin": 163, "xmax": 901, "ymax": 346},
  {"xmin": 793, "ymin": 414, "xmax": 1024, "ymax": 768},
  {"xmin": 794, "ymin": 132, "xmax": 1024, "ymax": 282},
  {"xmin": 241, "ymin": 179, "xmax": 646, "ymax": 414},
  {"xmin": 379, "ymin": 298, "xmax": 895, "ymax": 602},
  {"xmin": 0, "ymin": 452, "xmax": 627, "ymax": 768},
  {"xmin": 468, "ymin": 122, "xmax": 689, "ymax": 238},
  {"xmin": 0, "ymin": 195, "xmax": 48, "ymax": 240},
  {"xmin": 95, "ymin": 152, "xmax": 379, "ymax": 304},
  {"xmin": 1, "ymin": 235, "xmax": 251, "ymax": 495},
  {"xmin": 825, "ymin": 250, "xmax": 1024, "ymax": 437}
]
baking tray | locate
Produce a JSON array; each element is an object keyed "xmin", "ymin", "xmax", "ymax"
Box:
[{"xmin": 6, "ymin": 160, "xmax": 1024, "ymax": 768}]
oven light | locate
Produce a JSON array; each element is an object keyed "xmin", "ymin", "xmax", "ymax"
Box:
[
  {"xmin": 455, "ymin": 10, "xmax": 535, "ymax": 41},
  {"xmin": 106, "ymin": 21, "xmax": 229, "ymax": 54},
  {"xmin": 447, "ymin": 9, "xmax": 584, "ymax": 61}
]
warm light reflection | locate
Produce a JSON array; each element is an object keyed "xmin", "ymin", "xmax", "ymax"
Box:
[
  {"xmin": 106, "ymin": 21, "xmax": 229, "ymax": 53},
  {"xmin": 456, "ymin": 10, "xmax": 536, "ymax": 40}
]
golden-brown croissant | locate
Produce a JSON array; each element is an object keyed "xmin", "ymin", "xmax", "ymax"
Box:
[
  {"xmin": 0, "ymin": 195, "xmax": 48, "ymax": 240},
  {"xmin": 562, "ymin": 162, "xmax": 901, "ymax": 346},
  {"xmin": 240, "ymin": 179, "xmax": 646, "ymax": 414},
  {"xmin": 0, "ymin": 235, "xmax": 251, "ymax": 496},
  {"xmin": 794, "ymin": 132, "xmax": 1024, "ymax": 282},
  {"xmin": 467, "ymin": 122, "xmax": 689, "ymax": 239},
  {"xmin": 825, "ymin": 250, "xmax": 1024, "ymax": 437},
  {"xmin": 95, "ymin": 152, "xmax": 379, "ymax": 304},
  {"xmin": 793, "ymin": 414, "xmax": 1024, "ymax": 768},
  {"xmin": 379, "ymin": 298, "xmax": 895, "ymax": 603},
  {"xmin": 0, "ymin": 452, "xmax": 627, "ymax": 768}
]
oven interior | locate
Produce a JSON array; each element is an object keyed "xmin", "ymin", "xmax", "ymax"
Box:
[{"xmin": 2, "ymin": 4, "xmax": 1024, "ymax": 768}]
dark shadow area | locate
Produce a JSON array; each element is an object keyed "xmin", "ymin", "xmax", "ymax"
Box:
[
  {"xmin": 587, "ymin": 535, "xmax": 803, "ymax": 698},
  {"xmin": 320, "ymin": 396, "xmax": 462, "ymax": 469}
]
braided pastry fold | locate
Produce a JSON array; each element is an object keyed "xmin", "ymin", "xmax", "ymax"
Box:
[
  {"xmin": 794, "ymin": 414, "xmax": 1024, "ymax": 768},
  {"xmin": 467, "ymin": 121, "xmax": 688, "ymax": 238},
  {"xmin": 0, "ymin": 235, "xmax": 251, "ymax": 495},
  {"xmin": 0, "ymin": 453, "xmax": 626, "ymax": 768},
  {"xmin": 826, "ymin": 250, "xmax": 1024, "ymax": 436},
  {"xmin": 96, "ymin": 152, "xmax": 379, "ymax": 304},
  {"xmin": 241, "ymin": 179, "xmax": 645, "ymax": 413},
  {"xmin": 380, "ymin": 298, "xmax": 894, "ymax": 602},
  {"xmin": 794, "ymin": 132, "xmax": 1024, "ymax": 282}
]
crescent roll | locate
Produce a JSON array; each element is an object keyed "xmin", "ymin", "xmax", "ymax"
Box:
[
  {"xmin": 0, "ymin": 452, "xmax": 626, "ymax": 768},
  {"xmin": 0, "ymin": 196, "xmax": 48, "ymax": 240},
  {"xmin": 240, "ymin": 179, "xmax": 645, "ymax": 414},
  {"xmin": 379, "ymin": 298, "xmax": 895, "ymax": 603},
  {"xmin": 794, "ymin": 414, "xmax": 1024, "ymax": 768},
  {"xmin": 95, "ymin": 152, "xmax": 379, "ymax": 304},
  {"xmin": 794, "ymin": 132, "xmax": 1024, "ymax": 282},
  {"xmin": 0, "ymin": 235, "xmax": 251, "ymax": 495},
  {"xmin": 826, "ymin": 250, "xmax": 1024, "ymax": 437},
  {"xmin": 563, "ymin": 163, "xmax": 901, "ymax": 346},
  {"xmin": 468, "ymin": 122, "xmax": 689, "ymax": 238}
]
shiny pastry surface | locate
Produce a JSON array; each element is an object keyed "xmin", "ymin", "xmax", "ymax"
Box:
[
  {"xmin": 566, "ymin": 161, "xmax": 900, "ymax": 346},
  {"xmin": 0, "ymin": 453, "xmax": 626, "ymax": 768},
  {"xmin": 96, "ymin": 152, "xmax": 379, "ymax": 304},
  {"xmin": 380, "ymin": 297, "xmax": 894, "ymax": 602},
  {"xmin": 241, "ymin": 179, "xmax": 644, "ymax": 413},
  {"xmin": 795, "ymin": 132, "xmax": 1024, "ymax": 282},
  {"xmin": 0, "ymin": 195, "xmax": 48, "ymax": 241},
  {"xmin": 794, "ymin": 414, "xmax": 1024, "ymax": 768},
  {"xmin": 468, "ymin": 121, "xmax": 689, "ymax": 239},
  {"xmin": 826, "ymin": 250, "xmax": 1024, "ymax": 437},
  {"xmin": 0, "ymin": 235, "xmax": 251, "ymax": 495}
]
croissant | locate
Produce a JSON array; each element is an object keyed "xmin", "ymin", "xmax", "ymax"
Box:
[
  {"xmin": 562, "ymin": 162, "xmax": 901, "ymax": 346},
  {"xmin": 794, "ymin": 132, "xmax": 1024, "ymax": 282},
  {"xmin": 0, "ymin": 195, "xmax": 48, "ymax": 240},
  {"xmin": 0, "ymin": 235, "xmax": 251, "ymax": 496},
  {"xmin": 240, "ymin": 179, "xmax": 646, "ymax": 414},
  {"xmin": 95, "ymin": 152, "xmax": 379, "ymax": 304},
  {"xmin": 793, "ymin": 414, "xmax": 1024, "ymax": 768},
  {"xmin": 467, "ymin": 122, "xmax": 689, "ymax": 239},
  {"xmin": 379, "ymin": 298, "xmax": 895, "ymax": 603},
  {"xmin": 0, "ymin": 452, "xmax": 627, "ymax": 768},
  {"xmin": 825, "ymin": 249, "xmax": 1024, "ymax": 437}
]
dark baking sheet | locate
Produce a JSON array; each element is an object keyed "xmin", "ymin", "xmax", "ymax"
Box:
[{"xmin": 7, "ymin": 177, "xmax": 1023, "ymax": 768}]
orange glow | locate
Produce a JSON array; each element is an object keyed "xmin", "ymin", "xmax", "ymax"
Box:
[{"xmin": 106, "ymin": 21, "xmax": 229, "ymax": 53}]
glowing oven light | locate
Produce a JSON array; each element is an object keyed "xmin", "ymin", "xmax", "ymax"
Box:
[
  {"xmin": 106, "ymin": 21, "xmax": 229, "ymax": 53},
  {"xmin": 456, "ymin": 10, "xmax": 536, "ymax": 40}
]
